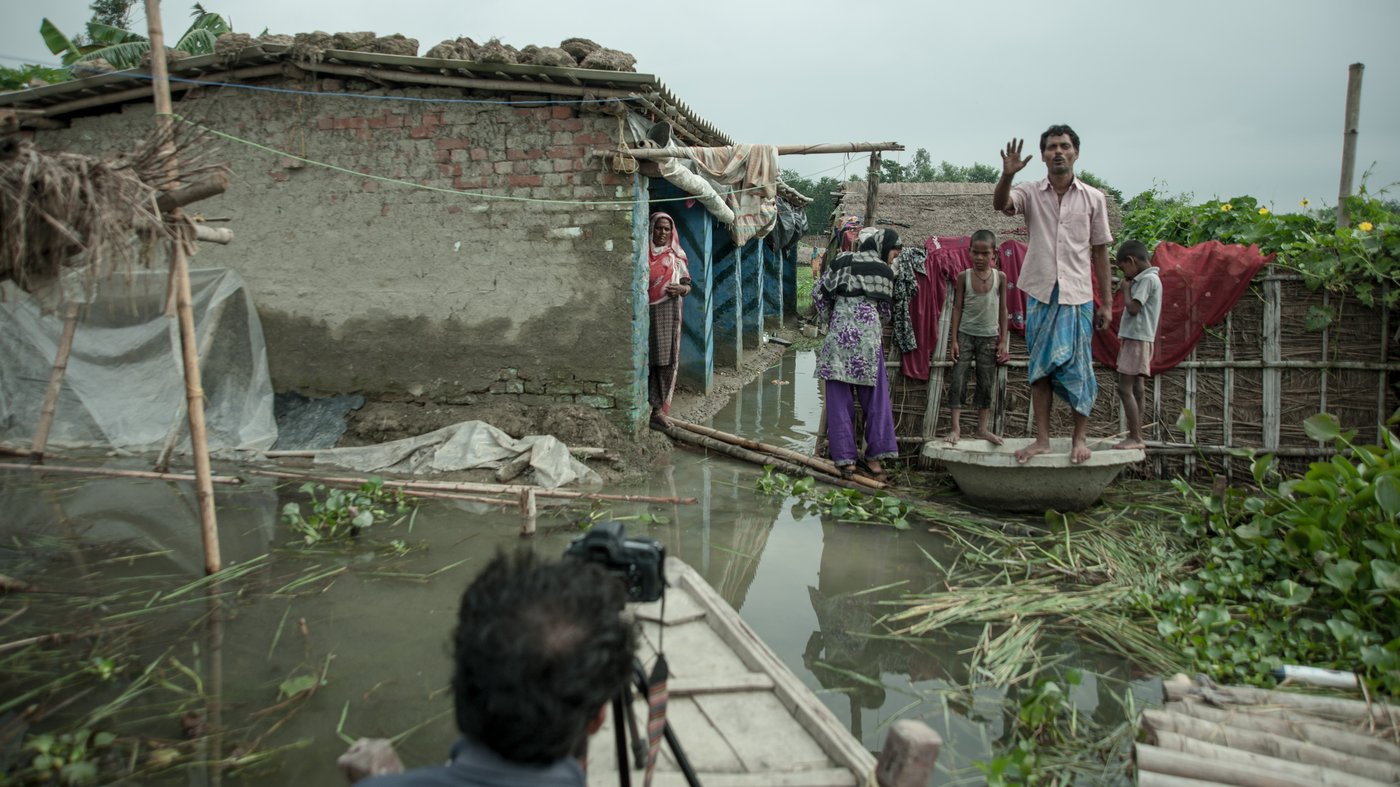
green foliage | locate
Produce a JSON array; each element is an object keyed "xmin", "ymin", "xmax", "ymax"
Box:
[
  {"xmin": 39, "ymin": 3, "xmax": 232, "ymax": 74},
  {"xmin": 1151, "ymin": 412, "xmax": 1400, "ymax": 695},
  {"xmin": 280, "ymin": 477, "xmax": 414, "ymax": 545},
  {"xmin": 1076, "ymin": 170, "xmax": 1123, "ymax": 204},
  {"xmin": 974, "ymin": 671, "xmax": 1088, "ymax": 786},
  {"xmin": 756, "ymin": 466, "xmax": 912, "ymax": 529},
  {"xmin": 0, "ymin": 63, "xmax": 70, "ymax": 91},
  {"xmin": 19, "ymin": 728, "xmax": 117, "ymax": 786},
  {"xmin": 780, "ymin": 169, "xmax": 843, "ymax": 234},
  {"xmin": 1119, "ymin": 186, "xmax": 1400, "ymax": 309}
]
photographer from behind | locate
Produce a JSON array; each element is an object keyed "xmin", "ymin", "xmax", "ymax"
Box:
[{"xmin": 353, "ymin": 549, "xmax": 637, "ymax": 786}]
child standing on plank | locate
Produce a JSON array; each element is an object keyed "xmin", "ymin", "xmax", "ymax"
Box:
[
  {"xmin": 945, "ymin": 230, "xmax": 1010, "ymax": 445},
  {"xmin": 1112, "ymin": 240, "xmax": 1161, "ymax": 450}
]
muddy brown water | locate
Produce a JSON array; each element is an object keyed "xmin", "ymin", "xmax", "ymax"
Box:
[{"xmin": 0, "ymin": 351, "xmax": 1157, "ymax": 785}]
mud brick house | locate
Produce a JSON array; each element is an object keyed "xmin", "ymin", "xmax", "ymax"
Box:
[{"xmin": 0, "ymin": 42, "xmax": 802, "ymax": 433}]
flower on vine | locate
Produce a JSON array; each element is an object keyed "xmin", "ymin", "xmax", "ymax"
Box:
[
  {"xmin": 1220, "ymin": 203, "xmax": 1233, "ymax": 212},
  {"xmin": 1299, "ymin": 198, "xmax": 1310, "ymax": 208},
  {"xmin": 1359, "ymin": 221, "xmax": 1374, "ymax": 232},
  {"xmin": 1258, "ymin": 207, "xmax": 1270, "ymax": 216}
]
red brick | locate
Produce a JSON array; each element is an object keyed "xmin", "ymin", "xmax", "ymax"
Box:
[
  {"xmin": 470, "ymin": 147, "xmax": 489, "ymax": 161},
  {"xmin": 548, "ymin": 145, "xmax": 583, "ymax": 158},
  {"xmin": 573, "ymin": 131, "xmax": 609, "ymax": 145},
  {"xmin": 551, "ymin": 105, "xmax": 573, "ymax": 119},
  {"xmin": 512, "ymin": 161, "xmax": 531, "ymax": 175},
  {"xmin": 506, "ymin": 148, "xmax": 544, "ymax": 161},
  {"xmin": 384, "ymin": 114, "xmax": 405, "ymax": 128},
  {"xmin": 493, "ymin": 161, "xmax": 513, "ymax": 175},
  {"xmin": 553, "ymin": 158, "xmax": 574, "ymax": 173},
  {"xmin": 269, "ymin": 170, "xmax": 289, "ymax": 183},
  {"xmin": 507, "ymin": 174, "xmax": 543, "ymax": 188},
  {"xmin": 334, "ymin": 117, "xmax": 366, "ymax": 130},
  {"xmin": 433, "ymin": 150, "xmax": 453, "ymax": 164},
  {"xmin": 436, "ymin": 137, "xmax": 470, "ymax": 150},
  {"xmin": 409, "ymin": 125, "xmax": 437, "ymax": 139},
  {"xmin": 368, "ymin": 116, "xmax": 387, "ymax": 129},
  {"xmin": 421, "ymin": 111, "xmax": 445, "ymax": 126},
  {"xmin": 318, "ymin": 117, "xmax": 335, "ymax": 130},
  {"xmin": 438, "ymin": 164, "xmax": 453, "ymax": 176},
  {"xmin": 600, "ymin": 172, "xmax": 626, "ymax": 186},
  {"xmin": 548, "ymin": 118, "xmax": 583, "ymax": 132},
  {"xmin": 453, "ymin": 176, "xmax": 488, "ymax": 190},
  {"xmin": 447, "ymin": 205, "xmax": 462, "ymax": 215}
]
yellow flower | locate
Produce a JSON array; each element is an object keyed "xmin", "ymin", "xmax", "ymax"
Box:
[
  {"xmin": 1258, "ymin": 207, "xmax": 1270, "ymax": 216},
  {"xmin": 1299, "ymin": 198, "xmax": 1310, "ymax": 208},
  {"xmin": 1221, "ymin": 203, "xmax": 1233, "ymax": 212},
  {"xmin": 1359, "ymin": 221, "xmax": 1374, "ymax": 232}
]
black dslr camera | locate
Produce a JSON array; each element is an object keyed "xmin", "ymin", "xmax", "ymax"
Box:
[{"xmin": 564, "ymin": 521, "xmax": 666, "ymax": 603}]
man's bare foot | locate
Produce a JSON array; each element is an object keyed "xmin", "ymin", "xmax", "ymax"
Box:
[
  {"xmin": 1112, "ymin": 438, "xmax": 1146, "ymax": 450},
  {"xmin": 1070, "ymin": 440, "xmax": 1092, "ymax": 464},
  {"xmin": 976, "ymin": 428, "xmax": 1004, "ymax": 446},
  {"xmin": 1014, "ymin": 440, "xmax": 1050, "ymax": 464},
  {"xmin": 944, "ymin": 429, "xmax": 960, "ymax": 444}
]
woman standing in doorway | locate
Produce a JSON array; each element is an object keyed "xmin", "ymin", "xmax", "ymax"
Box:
[
  {"xmin": 648, "ymin": 212, "xmax": 691, "ymax": 427},
  {"xmin": 814, "ymin": 228, "xmax": 901, "ymax": 480}
]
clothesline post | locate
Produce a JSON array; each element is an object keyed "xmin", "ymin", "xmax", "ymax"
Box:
[{"xmin": 863, "ymin": 152, "xmax": 881, "ymax": 227}]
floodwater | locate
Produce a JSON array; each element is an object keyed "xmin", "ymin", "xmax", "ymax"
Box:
[{"xmin": 0, "ymin": 351, "xmax": 1158, "ymax": 786}]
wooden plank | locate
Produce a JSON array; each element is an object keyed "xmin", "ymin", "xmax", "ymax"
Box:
[
  {"xmin": 590, "ymin": 771, "xmax": 858, "ymax": 787},
  {"xmin": 1262, "ymin": 278, "xmax": 1281, "ymax": 451},
  {"xmin": 695, "ymin": 691, "xmax": 834, "ymax": 771},
  {"xmin": 921, "ymin": 281, "xmax": 956, "ymax": 440},
  {"xmin": 639, "ymin": 618, "xmax": 753, "ymax": 682},
  {"xmin": 670, "ymin": 674, "xmax": 775, "ymax": 695},
  {"xmin": 669, "ymin": 559, "xmax": 877, "ymax": 779},
  {"xmin": 635, "ymin": 588, "xmax": 707, "ymax": 624}
]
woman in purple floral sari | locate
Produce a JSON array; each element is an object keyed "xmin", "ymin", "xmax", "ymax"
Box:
[{"xmin": 815, "ymin": 228, "xmax": 901, "ymax": 479}]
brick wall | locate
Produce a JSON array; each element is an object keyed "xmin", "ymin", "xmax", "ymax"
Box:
[{"xmin": 34, "ymin": 80, "xmax": 645, "ymax": 431}]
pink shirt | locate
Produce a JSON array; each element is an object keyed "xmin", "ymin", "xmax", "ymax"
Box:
[{"xmin": 1005, "ymin": 178, "xmax": 1112, "ymax": 306}]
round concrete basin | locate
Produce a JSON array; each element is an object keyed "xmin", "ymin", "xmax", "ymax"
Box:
[{"xmin": 922, "ymin": 437, "xmax": 1145, "ymax": 512}]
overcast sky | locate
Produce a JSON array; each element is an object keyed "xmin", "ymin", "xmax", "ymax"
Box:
[{"xmin": 3, "ymin": 0, "xmax": 1397, "ymax": 212}]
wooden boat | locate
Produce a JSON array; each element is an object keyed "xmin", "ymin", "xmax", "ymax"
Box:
[{"xmin": 586, "ymin": 557, "xmax": 936, "ymax": 787}]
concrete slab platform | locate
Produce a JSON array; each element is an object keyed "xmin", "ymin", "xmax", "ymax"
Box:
[{"xmin": 922, "ymin": 437, "xmax": 1145, "ymax": 512}]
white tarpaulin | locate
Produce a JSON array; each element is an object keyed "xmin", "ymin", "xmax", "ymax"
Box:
[
  {"xmin": 0, "ymin": 268, "xmax": 276, "ymax": 453},
  {"xmin": 306, "ymin": 420, "xmax": 600, "ymax": 489}
]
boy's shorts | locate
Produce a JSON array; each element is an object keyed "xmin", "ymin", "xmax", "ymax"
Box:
[{"xmin": 1117, "ymin": 339, "xmax": 1153, "ymax": 377}]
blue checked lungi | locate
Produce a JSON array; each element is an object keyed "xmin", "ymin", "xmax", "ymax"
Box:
[{"xmin": 1025, "ymin": 285, "xmax": 1097, "ymax": 417}]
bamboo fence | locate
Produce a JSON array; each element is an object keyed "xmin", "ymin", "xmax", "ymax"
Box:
[{"xmin": 894, "ymin": 273, "xmax": 1398, "ymax": 480}]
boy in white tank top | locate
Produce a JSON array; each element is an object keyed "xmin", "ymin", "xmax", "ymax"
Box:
[{"xmin": 945, "ymin": 230, "xmax": 1010, "ymax": 444}]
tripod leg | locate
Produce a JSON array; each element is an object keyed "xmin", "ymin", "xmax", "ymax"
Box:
[
  {"xmin": 623, "ymin": 690, "xmax": 647, "ymax": 767},
  {"xmin": 663, "ymin": 722, "xmax": 702, "ymax": 787},
  {"xmin": 612, "ymin": 694, "xmax": 631, "ymax": 787}
]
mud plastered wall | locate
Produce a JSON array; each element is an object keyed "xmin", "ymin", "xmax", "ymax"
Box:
[{"xmin": 36, "ymin": 80, "xmax": 640, "ymax": 427}]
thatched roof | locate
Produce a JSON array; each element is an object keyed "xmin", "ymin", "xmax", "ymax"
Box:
[{"xmin": 835, "ymin": 181, "xmax": 1123, "ymax": 248}]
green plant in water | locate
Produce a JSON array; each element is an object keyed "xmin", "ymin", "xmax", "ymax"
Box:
[
  {"xmin": 1153, "ymin": 410, "xmax": 1400, "ymax": 694},
  {"xmin": 281, "ymin": 477, "xmax": 413, "ymax": 545},
  {"xmin": 756, "ymin": 466, "xmax": 911, "ymax": 529},
  {"xmin": 974, "ymin": 671, "xmax": 1086, "ymax": 787},
  {"xmin": 21, "ymin": 729, "xmax": 117, "ymax": 786}
]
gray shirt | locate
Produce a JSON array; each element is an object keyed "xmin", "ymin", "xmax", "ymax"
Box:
[
  {"xmin": 359, "ymin": 738, "xmax": 585, "ymax": 787},
  {"xmin": 1118, "ymin": 267, "xmax": 1162, "ymax": 342}
]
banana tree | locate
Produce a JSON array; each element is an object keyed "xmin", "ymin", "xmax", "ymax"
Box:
[{"xmin": 41, "ymin": 3, "xmax": 231, "ymax": 71}]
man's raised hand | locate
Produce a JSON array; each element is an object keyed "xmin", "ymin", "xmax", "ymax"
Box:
[{"xmin": 1001, "ymin": 139, "xmax": 1031, "ymax": 177}]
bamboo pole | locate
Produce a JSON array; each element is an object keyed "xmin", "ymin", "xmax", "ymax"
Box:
[
  {"xmin": 921, "ymin": 281, "xmax": 956, "ymax": 441},
  {"xmin": 616, "ymin": 141, "xmax": 905, "ymax": 159},
  {"xmin": 156, "ymin": 171, "xmax": 229, "ymax": 213},
  {"xmin": 1164, "ymin": 678, "xmax": 1400, "ymax": 727},
  {"xmin": 1142, "ymin": 709, "xmax": 1400, "ymax": 782},
  {"xmin": 154, "ymin": 292, "xmax": 231, "ymax": 472},
  {"xmin": 667, "ymin": 418, "xmax": 885, "ymax": 490},
  {"xmin": 519, "ymin": 488, "xmax": 537, "ymax": 537},
  {"xmin": 863, "ymin": 151, "xmax": 881, "ymax": 227},
  {"xmin": 29, "ymin": 301, "xmax": 81, "ymax": 463},
  {"xmin": 146, "ymin": 0, "xmax": 221, "ymax": 575},
  {"xmin": 1135, "ymin": 742, "xmax": 1314, "ymax": 786},
  {"xmin": 1336, "ymin": 63, "xmax": 1364, "ymax": 228},
  {"xmin": 245, "ymin": 469, "xmax": 697, "ymax": 505},
  {"xmin": 1148, "ymin": 729, "xmax": 1388, "ymax": 787},
  {"xmin": 0, "ymin": 461, "xmax": 243, "ymax": 485},
  {"xmin": 658, "ymin": 424, "xmax": 875, "ymax": 493},
  {"xmin": 1166, "ymin": 701, "xmax": 1400, "ymax": 764}
]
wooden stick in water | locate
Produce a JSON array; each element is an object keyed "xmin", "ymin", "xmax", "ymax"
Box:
[
  {"xmin": 0, "ymin": 461, "xmax": 243, "ymax": 485},
  {"xmin": 29, "ymin": 301, "xmax": 81, "ymax": 464}
]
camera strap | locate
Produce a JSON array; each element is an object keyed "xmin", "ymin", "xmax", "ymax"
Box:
[{"xmin": 641, "ymin": 653, "xmax": 669, "ymax": 787}]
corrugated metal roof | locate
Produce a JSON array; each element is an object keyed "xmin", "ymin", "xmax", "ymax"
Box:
[{"xmin": 0, "ymin": 44, "xmax": 734, "ymax": 146}]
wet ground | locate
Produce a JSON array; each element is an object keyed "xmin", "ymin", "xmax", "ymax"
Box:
[{"xmin": 0, "ymin": 351, "xmax": 1157, "ymax": 785}]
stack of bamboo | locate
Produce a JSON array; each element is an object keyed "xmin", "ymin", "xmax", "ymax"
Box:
[{"xmin": 1136, "ymin": 675, "xmax": 1400, "ymax": 786}]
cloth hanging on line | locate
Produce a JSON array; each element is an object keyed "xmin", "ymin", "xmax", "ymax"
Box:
[{"xmin": 684, "ymin": 144, "xmax": 780, "ymax": 245}]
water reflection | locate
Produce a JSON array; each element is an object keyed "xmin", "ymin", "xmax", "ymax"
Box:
[{"xmin": 0, "ymin": 351, "xmax": 1152, "ymax": 785}]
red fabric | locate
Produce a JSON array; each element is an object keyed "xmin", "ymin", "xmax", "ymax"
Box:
[
  {"xmin": 902, "ymin": 236, "xmax": 1031, "ymax": 380},
  {"xmin": 1092, "ymin": 241, "xmax": 1273, "ymax": 374}
]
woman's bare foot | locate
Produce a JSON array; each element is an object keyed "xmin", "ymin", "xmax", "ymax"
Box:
[
  {"xmin": 976, "ymin": 428, "xmax": 1004, "ymax": 446},
  {"xmin": 1070, "ymin": 439, "xmax": 1092, "ymax": 464},
  {"xmin": 944, "ymin": 429, "xmax": 960, "ymax": 444},
  {"xmin": 1014, "ymin": 439, "xmax": 1050, "ymax": 464},
  {"xmin": 1112, "ymin": 438, "xmax": 1146, "ymax": 450}
]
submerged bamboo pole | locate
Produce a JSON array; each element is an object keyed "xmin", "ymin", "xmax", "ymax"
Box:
[
  {"xmin": 29, "ymin": 301, "xmax": 81, "ymax": 463},
  {"xmin": 0, "ymin": 461, "xmax": 243, "ymax": 485},
  {"xmin": 245, "ymin": 469, "xmax": 697, "ymax": 505},
  {"xmin": 667, "ymin": 418, "xmax": 884, "ymax": 490},
  {"xmin": 146, "ymin": 0, "xmax": 221, "ymax": 574},
  {"xmin": 658, "ymin": 424, "xmax": 876, "ymax": 493}
]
